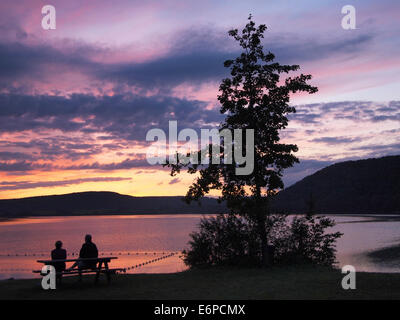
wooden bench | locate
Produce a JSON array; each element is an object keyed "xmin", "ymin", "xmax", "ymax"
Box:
[{"xmin": 33, "ymin": 257, "xmax": 125, "ymax": 284}]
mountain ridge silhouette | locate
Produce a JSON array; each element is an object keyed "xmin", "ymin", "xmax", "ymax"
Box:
[
  {"xmin": 0, "ymin": 192, "xmax": 226, "ymax": 217},
  {"xmin": 0, "ymin": 155, "xmax": 399, "ymax": 217},
  {"xmin": 273, "ymin": 155, "xmax": 400, "ymax": 214}
]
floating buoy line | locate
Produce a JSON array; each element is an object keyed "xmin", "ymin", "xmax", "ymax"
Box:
[
  {"xmin": 0, "ymin": 251, "xmax": 181, "ymax": 273},
  {"xmin": 0, "ymin": 251, "xmax": 179, "ymax": 257},
  {"xmin": 119, "ymin": 252, "xmax": 179, "ymax": 273}
]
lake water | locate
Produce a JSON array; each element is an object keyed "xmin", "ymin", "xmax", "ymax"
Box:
[{"xmin": 0, "ymin": 214, "xmax": 399, "ymax": 279}]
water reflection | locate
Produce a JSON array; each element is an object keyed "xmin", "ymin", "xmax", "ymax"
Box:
[{"xmin": 0, "ymin": 214, "xmax": 399, "ymax": 279}]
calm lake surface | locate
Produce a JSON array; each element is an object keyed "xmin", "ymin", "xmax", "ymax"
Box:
[{"xmin": 0, "ymin": 214, "xmax": 399, "ymax": 279}]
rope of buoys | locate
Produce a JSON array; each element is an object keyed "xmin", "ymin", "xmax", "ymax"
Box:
[
  {"xmin": 0, "ymin": 252, "xmax": 182, "ymax": 275},
  {"xmin": 119, "ymin": 252, "xmax": 180, "ymax": 273},
  {"xmin": 0, "ymin": 251, "xmax": 181, "ymax": 257},
  {"xmin": 0, "ymin": 268, "xmax": 33, "ymax": 272}
]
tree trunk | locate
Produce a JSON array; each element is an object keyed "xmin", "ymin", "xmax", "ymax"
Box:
[
  {"xmin": 257, "ymin": 211, "xmax": 272, "ymax": 267},
  {"xmin": 253, "ymin": 179, "xmax": 271, "ymax": 267}
]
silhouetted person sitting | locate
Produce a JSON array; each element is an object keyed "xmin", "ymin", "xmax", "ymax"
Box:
[
  {"xmin": 51, "ymin": 240, "xmax": 67, "ymax": 282},
  {"xmin": 68, "ymin": 234, "xmax": 98, "ymax": 272}
]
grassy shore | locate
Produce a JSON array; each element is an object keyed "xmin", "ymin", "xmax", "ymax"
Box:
[{"xmin": 0, "ymin": 265, "xmax": 400, "ymax": 300}]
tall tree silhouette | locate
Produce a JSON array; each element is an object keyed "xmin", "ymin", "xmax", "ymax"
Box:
[{"xmin": 167, "ymin": 15, "xmax": 318, "ymax": 265}]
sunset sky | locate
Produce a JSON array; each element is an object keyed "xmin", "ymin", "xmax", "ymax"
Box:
[{"xmin": 0, "ymin": 0, "xmax": 399, "ymax": 199}]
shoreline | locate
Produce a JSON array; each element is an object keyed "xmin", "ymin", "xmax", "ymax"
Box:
[{"xmin": 1, "ymin": 212, "xmax": 399, "ymax": 220}]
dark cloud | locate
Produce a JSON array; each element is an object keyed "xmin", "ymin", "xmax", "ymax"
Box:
[
  {"xmin": 310, "ymin": 136, "xmax": 360, "ymax": 145},
  {"xmin": 98, "ymin": 51, "xmax": 229, "ymax": 90},
  {"xmin": 0, "ymin": 41, "xmax": 100, "ymax": 84},
  {"xmin": 169, "ymin": 177, "xmax": 181, "ymax": 185},
  {"xmin": 292, "ymin": 101, "xmax": 400, "ymax": 125},
  {"xmin": 0, "ymin": 93, "xmax": 223, "ymax": 141},
  {"xmin": 350, "ymin": 143, "xmax": 400, "ymax": 153},
  {"xmin": 370, "ymin": 115, "xmax": 400, "ymax": 122},
  {"xmin": 0, "ymin": 157, "xmax": 155, "ymax": 173},
  {"xmin": 265, "ymin": 33, "xmax": 374, "ymax": 64},
  {"xmin": 0, "ymin": 177, "xmax": 131, "ymax": 191},
  {"xmin": 60, "ymin": 158, "xmax": 150, "ymax": 171},
  {"xmin": 0, "ymin": 26, "xmax": 232, "ymax": 91},
  {"xmin": 97, "ymin": 27, "xmax": 235, "ymax": 89},
  {"xmin": 289, "ymin": 111, "xmax": 321, "ymax": 124},
  {"xmin": 92, "ymin": 31, "xmax": 376, "ymax": 90},
  {"xmin": 0, "ymin": 137, "xmax": 105, "ymax": 161},
  {"xmin": 0, "ymin": 151, "xmax": 34, "ymax": 161},
  {"xmin": 0, "ymin": 92, "xmax": 223, "ymax": 172},
  {"xmin": 0, "ymin": 161, "xmax": 37, "ymax": 172},
  {"xmin": 0, "ymin": 24, "xmax": 375, "ymax": 91}
]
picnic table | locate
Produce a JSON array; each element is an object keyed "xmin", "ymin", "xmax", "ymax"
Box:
[{"xmin": 33, "ymin": 257, "xmax": 125, "ymax": 283}]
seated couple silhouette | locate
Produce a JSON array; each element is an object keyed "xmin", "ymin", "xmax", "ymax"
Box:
[{"xmin": 51, "ymin": 234, "xmax": 98, "ymax": 273}]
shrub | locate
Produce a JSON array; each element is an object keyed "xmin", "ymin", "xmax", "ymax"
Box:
[
  {"xmin": 182, "ymin": 214, "xmax": 258, "ymax": 267},
  {"xmin": 182, "ymin": 214, "xmax": 342, "ymax": 268},
  {"xmin": 272, "ymin": 215, "xmax": 343, "ymax": 266}
]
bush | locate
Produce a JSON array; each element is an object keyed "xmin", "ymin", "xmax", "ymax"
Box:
[
  {"xmin": 182, "ymin": 214, "xmax": 258, "ymax": 267},
  {"xmin": 182, "ymin": 214, "xmax": 342, "ymax": 268},
  {"xmin": 272, "ymin": 215, "xmax": 343, "ymax": 266}
]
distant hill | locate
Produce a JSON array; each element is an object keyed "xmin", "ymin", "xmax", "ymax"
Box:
[
  {"xmin": 273, "ymin": 155, "xmax": 400, "ymax": 214},
  {"xmin": 1, "ymin": 156, "xmax": 399, "ymax": 217},
  {"xmin": 0, "ymin": 192, "xmax": 226, "ymax": 217}
]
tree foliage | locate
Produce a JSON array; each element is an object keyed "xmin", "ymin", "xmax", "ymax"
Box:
[
  {"xmin": 168, "ymin": 15, "xmax": 317, "ymax": 202},
  {"xmin": 166, "ymin": 15, "xmax": 319, "ymax": 265}
]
